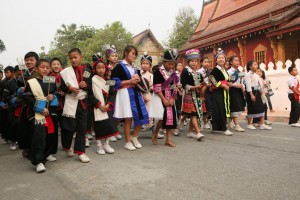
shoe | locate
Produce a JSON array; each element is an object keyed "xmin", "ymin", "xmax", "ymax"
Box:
[
  {"xmin": 141, "ymin": 126, "xmax": 147, "ymax": 132},
  {"xmin": 223, "ymin": 130, "xmax": 233, "ymax": 136},
  {"xmin": 124, "ymin": 142, "xmax": 136, "ymax": 151},
  {"xmin": 46, "ymin": 154, "xmax": 57, "ymax": 162},
  {"xmin": 10, "ymin": 142, "xmax": 18, "ymax": 151},
  {"xmin": 109, "ymin": 136, "xmax": 117, "ymax": 142},
  {"xmin": 131, "ymin": 137, "xmax": 142, "ymax": 149},
  {"xmin": 87, "ymin": 133, "xmax": 93, "ymax": 140},
  {"xmin": 233, "ymin": 125, "xmax": 245, "ymax": 132},
  {"xmin": 96, "ymin": 144, "xmax": 105, "ymax": 155},
  {"xmin": 85, "ymin": 137, "xmax": 90, "ymax": 148},
  {"xmin": 65, "ymin": 149, "xmax": 74, "ymax": 157},
  {"xmin": 290, "ymin": 123, "xmax": 300, "ymax": 127},
  {"xmin": 195, "ymin": 132, "xmax": 204, "ymax": 141},
  {"xmin": 103, "ymin": 139, "xmax": 115, "ymax": 154},
  {"xmin": 173, "ymin": 129, "xmax": 180, "ymax": 136},
  {"xmin": 73, "ymin": 133, "xmax": 76, "ymax": 139},
  {"xmin": 260, "ymin": 124, "xmax": 272, "ymax": 130},
  {"xmin": 146, "ymin": 124, "xmax": 154, "ymax": 131},
  {"xmin": 157, "ymin": 133, "xmax": 164, "ymax": 139},
  {"xmin": 115, "ymin": 134, "xmax": 122, "ymax": 140},
  {"xmin": 186, "ymin": 132, "xmax": 195, "ymax": 138},
  {"xmin": 36, "ymin": 163, "xmax": 46, "ymax": 173},
  {"xmin": 247, "ymin": 124, "xmax": 256, "ymax": 130},
  {"xmin": 265, "ymin": 120, "xmax": 272, "ymax": 125},
  {"xmin": 159, "ymin": 129, "xmax": 166, "ymax": 134},
  {"xmin": 78, "ymin": 154, "xmax": 90, "ymax": 163},
  {"xmin": 203, "ymin": 123, "xmax": 211, "ymax": 129}
]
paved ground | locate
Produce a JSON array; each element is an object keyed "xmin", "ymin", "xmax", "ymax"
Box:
[{"xmin": 0, "ymin": 122, "xmax": 300, "ymax": 200}]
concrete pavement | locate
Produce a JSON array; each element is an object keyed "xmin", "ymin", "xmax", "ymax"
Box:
[{"xmin": 0, "ymin": 122, "xmax": 300, "ymax": 200}]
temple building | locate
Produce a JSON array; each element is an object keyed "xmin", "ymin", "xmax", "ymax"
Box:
[
  {"xmin": 179, "ymin": 0, "xmax": 300, "ymax": 69},
  {"xmin": 133, "ymin": 28, "xmax": 164, "ymax": 66}
]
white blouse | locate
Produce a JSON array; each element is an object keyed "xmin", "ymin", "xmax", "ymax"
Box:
[{"xmin": 244, "ymin": 71, "xmax": 263, "ymax": 92}]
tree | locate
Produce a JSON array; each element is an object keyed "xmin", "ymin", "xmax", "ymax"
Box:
[
  {"xmin": 166, "ymin": 7, "xmax": 198, "ymax": 49},
  {"xmin": 46, "ymin": 24, "xmax": 96, "ymax": 66},
  {"xmin": 79, "ymin": 21, "xmax": 133, "ymax": 63},
  {"xmin": 0, "ymin": 39, "xmax": 6, "ymax": 53}
]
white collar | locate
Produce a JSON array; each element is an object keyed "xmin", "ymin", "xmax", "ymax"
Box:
[{"xmin": 122, "ymin": 60, "xmax": 133, "ymax": 67}]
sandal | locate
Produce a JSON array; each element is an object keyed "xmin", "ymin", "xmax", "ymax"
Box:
[{"xmin": 165, "ymin": 141, "xmax": 176, "ymax": 147}]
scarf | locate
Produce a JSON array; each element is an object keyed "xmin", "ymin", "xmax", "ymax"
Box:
[
  {"xmin": 60, "ymin": 67, "xmax": 87, "ymax": 118},
  {"xmin": 92, "ymin": 75, "xmax": 109, "ymax": 121}
]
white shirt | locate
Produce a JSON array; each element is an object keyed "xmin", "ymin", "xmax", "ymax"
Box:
[
  {"xmin": 287, "ymin": 76, "xmax": 299, "ymax": 94},
  {"xmin": 122, "ymin": 60, "xmax": 135, "ymax": 77},
  {"xmin": 227, "ymin": 67, "xmax": 245, "ymax": 86},
  {"xmin": 244, "ymin": 71, "xmax": 263, "ymax": 92}
]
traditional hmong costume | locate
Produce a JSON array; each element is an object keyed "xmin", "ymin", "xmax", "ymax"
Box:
[
  {"xmin": 227, "ymin": 67, "xmax": 245, "ymax": 117},
  {"xmin": 0, "ymin": 78, "xmax": 11, "ymax": 142},
  {"xmin": 2, "ymin": 71, "xmax": 22, "ymax": 148},
  {"xmin": 244, "ymin": 71, "xmax": 265, "ymax": 118},
  {"xmin": 91, "ymin": 74, "xmax": 119, "ymax": 139},
  {"xmin": 149, "ymin": 65, "xmax": 179, "ymax": 129},
  {"xmin": 209, "ymin": 49, "xmax": 230, "ymax": 132},
  {"xmin": 60, "ymin": 64, "xmax": 92, "ymax": 155},
  {"xmin": 111, "ymin": 60, "xmax": 149, "ymax": 127},
  {"xmin": 181, "ymin": 66, "xmax": 203, "ymax": 124},
  {"xmin": 199, "ymin": 68, "xmax": 213, "ymax": 118},
  {"xmin": 23, "ymin": 77, "xmax": 56, "ymax": 166}
]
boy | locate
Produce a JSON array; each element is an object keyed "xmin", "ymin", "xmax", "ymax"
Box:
[
  {"xmin": 18, "ymin": 51, "xmax": 39, "ymax": 158},
  {"xmin": 23, "ymin": 59, "xmax": 56, "ymax": 173},
  {"xmin": 60, "ymin": 48, "xmax": 92, "ymax": 163},
  {"xmin": 287, "ymin": 66, "xmax": 300, "ymax": 127},
  {"xmin": 2, "ymin": 66, "xmax": 22, "ymax": 150}
]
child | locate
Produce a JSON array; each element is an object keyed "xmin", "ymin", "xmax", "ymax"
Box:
[
  {"xmin": 111, "ymin": 45, "xmax": 149, "ymax": 151},
  {"xmin": 244, "ymin": 61, "xmax": 272, "ymax": 130},
  {"xmin": 18, "ymin": 52, "xmax": 39, "ymax": 158},
  {"xmin": 60, "ymin": 48, "xmax": 92, "ymax": 163},
  {"xmin": 199, "ymin": 57, "xmax": 212, "ymax": 129},
  {"xmin": 150, "ymin": 50, "xmax": 179, "ymax": 147},
  {"xmin": 140, "ymin": 51, "xmax": 154, "ymax": 131},
  {"xmin": 1, "ymin": 66, "xmax": 15, "ymax": 144},
  {"xmin": 209, "ymin": 48, "xmax": 233, "ymax": 136},
  {"xmin": 2, "ymin": 66, "xmax": 22, "ymax": 150},
  {"xmin": 227, "ymin": 56, "xmax": 245, "ymax": 132},
  {"xmin": 90, "ymin": 53, "xmax": 119, "ymax": 154},
  {"xmin": 173, "ymin": 62, "xmax": 183, "ymax": 136},
  {"xmin": 287, "ymin": 66, "xmax": 300, "ymax": 127},
  {"xmin": 23, "ymin": 59, "xmax": 56, "ymax": 173},
  {"xmin": 181, "ymin": 49, "xmax": 205, "ymax": 141},
  {"xmin": 106, "ymin": 45, "xmax": 122, "ymax": 141}
]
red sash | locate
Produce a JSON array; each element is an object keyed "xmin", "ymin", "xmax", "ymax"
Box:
[
  {"xmin": 44, "ymin": 115, "xmax": 55, "ymax": 134},
  {"xmin": 289, "ymin": 80, "xmax": 300, "ymax": 101}
]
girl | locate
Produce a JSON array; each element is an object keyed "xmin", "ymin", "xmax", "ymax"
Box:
[
  {"xmin": 90, "ymin": 53, "xmax": 119, "ymax": 154},
  {"xmin": 23, "ymin": 59, "xmax": 56, "ymax": 172},
  {"xmin": 199, "ymin": 57, "xmax": 212, "ymax": 129},
  {"xmin": 150, "ymin": 50, "xmax": 179, "ymax": 147},
  {"xmin": 209, "ymin": 48, "xmax": 233, "ymax": 136},
  {"xmin": 173, "ymin": 62, "xmax": 184, "ymax": 136},
  {"xmin": 227, "ymin": 56, "xmax": 245, "ymax": 132},
  {"xmin": 111, "ymin": 45, "xmax": 149, "ymax": 151},
  {"xmin": 140, "ymin": 51, "xmax": 154, "ymax": 131},
  {"xmin": 244, "ymin": 61, "xmax": 272, "ymax": 130},
  {"xmin": 106, "ymin": 45, "xmax": 122, "ymax": 141},
  {"xmin": 60, "ymin": 48, "xmax": 92, "ymax": 163},
  {"xmin": 181, "ymin": 49, "xmax": 205, "ymax": 141}
]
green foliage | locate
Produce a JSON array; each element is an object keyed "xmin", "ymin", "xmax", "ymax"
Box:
[
  {"xmin": 165, "ymin": 7, "xmax": 198, "ymax": 49},
  {"xmin": 0, "ymin": 39, "xmax": 6, "ymax": 53},
  {"xmin": 79, "ymin": 21, "xmax": 133, "ymax": 63}
]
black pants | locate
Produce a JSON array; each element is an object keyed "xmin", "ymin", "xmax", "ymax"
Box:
[
  {"xmin": 44, "ymin": 115, "xmax": 58, "ymax": 158},
  {"xmin": 266, "ymin": 93, "xmax": 273, "ymax": 111},
  {"xmin": 212, "ymin": 89, "xmax": 228, "ymax": 131},
  {"xmin": 86, "ymin": 105, "xmax": 93, "ymax": 133},
  {"xmin": 0, "ymin": 109, "xmax": 10, "ymax": 140},
  {"xmin": 61, "ymin": 104, "xmax": 87, "ymax": 154},
  {"xmin": 288, "ymin": 94, "xmax": 300, "ymax": 124},
  {"xmin": 8, "ymin": 108, "xmax": 20, "ymax": 143},
  {"xmin": 19, "ymin": 106, "xmax": 34, "ymax": 150},
  {"xmin": 29, "ymin": 122, "xmax": 46, "ymax": 165}
]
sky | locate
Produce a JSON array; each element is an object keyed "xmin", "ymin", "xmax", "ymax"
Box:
[{"xmin": 0, "ymin": 0, "xmax": 203, "ymax": 67}]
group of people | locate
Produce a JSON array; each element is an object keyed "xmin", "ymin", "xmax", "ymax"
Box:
[{"xmin": 0, "ymin": 44, "xmax": 299, "ymax": 173}]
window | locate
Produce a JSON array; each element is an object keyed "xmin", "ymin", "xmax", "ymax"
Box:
[
  {"xmin": 255, "ymin": 51, "xmax": 266, "ymax": 64},
  {"xmin": 253, "ymin": 44, "xmax": 267, "ymax": 64}
]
